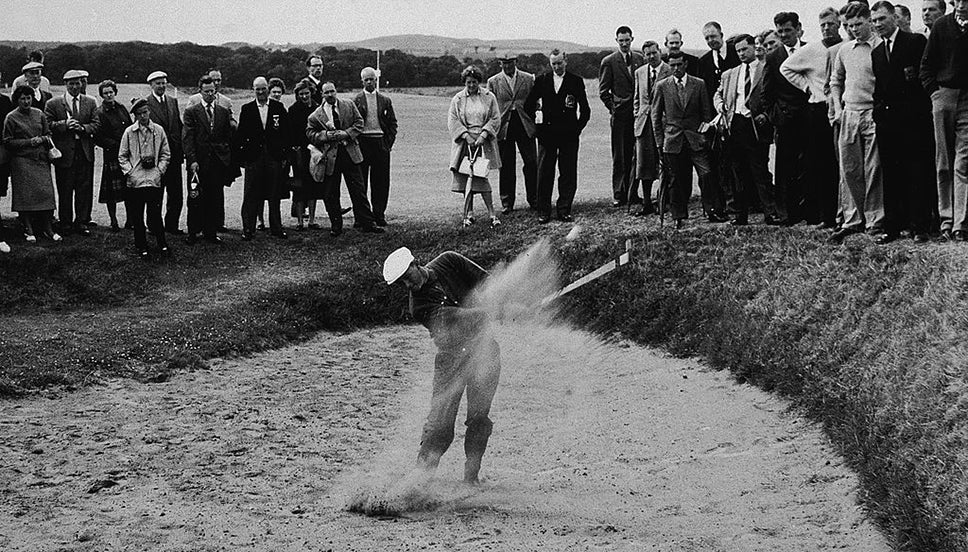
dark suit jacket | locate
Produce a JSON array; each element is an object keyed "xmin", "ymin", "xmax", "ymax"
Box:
[
  {"xmin": 183, "ymin": 101, "xmax": 234, "ymax": 169},
  {"xmin": 873, "ymin": 30, "xmax": 931, "ymax": 118},
  {"xmin": 147, "ymin": 94, "xmax": 183, "ymax": 163},
  {"xmin": 524, "ymin": 71, "xmax": 590, "ymax": 141},
  {"xmin": 715, "ymin": 60, "xmax": 773, "ymax": 144},
  {"xmin": 29, "ymin": 90, "xmax": 52, "ymax": 110},
  {"xmin": 697, "ymin": 45, "xmax": 740, "ymax": 101},
  {"xmin": 599, "ymin": 50, "xmax": 645, "ymax": 112},
  {"xmin": 652, "ymin": 74, "xmax": 713, "ymax": 154},
  {"xmin": 352, "ymin": 91, "xmax": 398, "ymax": 151},
  {"xmin": 44, "ymin": 93, "xmax": 100, "ymax": 166},
  {"xmin": 757, "ymin": 45, "xmax": 810, "ymax": 128},
  {"xmin": 237, "ymin": 99, "xmax": 290, "ymax": 164}
]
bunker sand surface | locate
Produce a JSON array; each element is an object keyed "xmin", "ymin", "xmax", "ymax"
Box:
[{"xmin": 0, "ymin": 325, "xmax": 888, "ymax": 551}]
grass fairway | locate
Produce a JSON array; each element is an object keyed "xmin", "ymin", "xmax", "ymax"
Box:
[{"xmin": 1, "ymin": 84, "xmax": 966, "ymax": 550}]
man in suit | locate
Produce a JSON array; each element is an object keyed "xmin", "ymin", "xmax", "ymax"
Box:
[
  {"xmin": 600, "ymin": 26, "xmax": 645, "ymax": 208},
  {"xmin": 45, "ymin": 69, "xmax": 100, "ymax": 235},
  {"xmin": 183, "ymin": 75, "xmax": 234, "ymax": 244},
  {"xmin": 187, "ymin": 68, "xmax": 236, "ymax": 232},
  {"xmin": 829, "ymin": 2, "xmax": 886, "ymax": 243},
  {"xmin": 237, "ymin": 76, "xmax": 290, "ymax": 240},
  {"xmin": 780, "ymin": 7, "xmax": 845, "ymax": 228},
  {"xmin": 871, "ymin": 2, "xmax": 935, "ymax": 242},
  {"xmin": 307, "ymin": 81, "xmax": 384, "ymax": 237},
  {"xmin": 20, "ymin": 62, "xmax": 51, "ymax": 110},
  {"xmin": 524, "ymin": 49, "xmax": 590, "ymax": 223},
  {"xmin": 757, "ymin": 11, "xmax": 810, "ymax": 226},
  {"xmin": 652, "ymin": 51, "xmax": 715, "ymax": 228},
  {"xmin": 353, "ymin": 67, "xmax": 398, "ymax": 226},
  {"xmin": 697, "ymin": 21, "xmax": 740, "ymax": 220},
  {"xmin": 306, "ymin": 55, "xmax": 324, "ymax": 105},
  {"xmin": 631, "ymin": 41, "xmax": 673, "ymax": 215},
  {"xmin": 920, "ymin": 0, "xmax": 968, "ymax": 240},
  {"xmin": 662, "ymin": 29, "xmax": 701, "ymax": 75},
  {"xmin": 715, "ymin": 35, "xmax": 779, "ymax": 225},
  {"xmin": 146, "ymin": 70, "xmax": 185, "ymax": 235},
  {"xmin": 486, "ymin": 55, "xmax": 537, "ymax": 213}
]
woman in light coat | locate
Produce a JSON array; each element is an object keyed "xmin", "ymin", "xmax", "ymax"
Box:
[
  {"xmin": 448, "ymin": 65, "xmax": 502, "ymax": 227},
  {"xmin": 119, "ymin": 98, "xmax": 171, "ymax": 259}
]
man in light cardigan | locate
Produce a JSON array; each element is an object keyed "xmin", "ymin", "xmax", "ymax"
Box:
[
  {"xmin": 780, "ymin": 7, "xmax": 845, "ymax": 229},
  {"xmin": 829, "ymin": 2, "xmax": 885, "ymax": 244}
]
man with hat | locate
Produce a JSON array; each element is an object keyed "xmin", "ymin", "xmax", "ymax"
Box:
[
  {"xmin": 353, "ymin": 66, "xmax": 398, "ymax": 227},
  {"xmin": 12, "ymin": 51, "xmax": 51, "ymax": 95},
  {"xmin": 383, "ymin": 247, "xmax": 503, "ymax": 485},
  {"xmin": 146, "ymin": 70, "xmax": 186, "ymax": 235},
  {"xmin": 20, "ymin": 61, "xmax": 52, "ymax": 110},
  {"xmin": 45, "ymin": 69, "xmax": 100, "ymax": 234},
  {"xmin": 486, "ymin": 54, "xmax": 537, "ymax": 214}
]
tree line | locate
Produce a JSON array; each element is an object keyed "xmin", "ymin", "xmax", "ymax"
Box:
[{"xmin": 0, "ymin": 42, "xmax": 611, "ymax": 91}]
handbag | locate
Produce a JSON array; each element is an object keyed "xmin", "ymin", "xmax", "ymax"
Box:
[
  {"xmin": 458, "ymin": 145, "xmax": 489, "ymax": 178},
  {"xmin": 307, "ymin": 144, "xmax": 326, "ymax": 183},
  {"xmin": 47, "ymin": 137, "xmax": 62, "ymax": 161}
]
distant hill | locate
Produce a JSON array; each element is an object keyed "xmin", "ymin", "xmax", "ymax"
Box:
[{"xmin": 251, "ymin": 35, "xmax": 610, "ymax": 58}]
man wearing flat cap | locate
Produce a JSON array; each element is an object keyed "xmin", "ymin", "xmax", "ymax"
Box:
[
  {"xmin": 45, "ymin": 69, "xmax": 100, "ymax": 234},
  {"xmin": 383, "ymin": 247, "xmax": 502, "ymax": 485},
  {"xmin": 146, "ymin": 70, "xmax": 186, "ymax": 235},
  {"xmin": 21, "ymin": 62, "xmax": 52, "ymax": 110},
  {"xmin": 487, "ymin": 54, "xmax": 537, "ymax": 213}
]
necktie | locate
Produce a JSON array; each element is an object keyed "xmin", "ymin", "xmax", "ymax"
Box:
[
  {"xmin": 649, "ymin": 68, "xmax": 656, "ymax": 97},
  {"xmin": 625, "ymin": 54, "xmax": 632, "ymax": 75},
  {"xmin": 206, "ymin": 103, "xmax": 214, "ymax": 132},
  {"xmin": 72, "ymin": 96, "xmax": 78, "ymax": 117},
  {"xmin": 678, "ymin": 79, "xmax": 687, "ymax": 104},
  {"xmin": 331, "ymin": 103, "xmax": 341, "ymax": 130},
  {"xmin": 885, "ymin": 38, "xmax": 891, "ymax": 62},
  {"xmin": 744, "ymin": 65, "xmax": 752, "ymax": 99},
  {"xmin": 713, "ymin": 50, "xmax": 720, "ymax": 69}
]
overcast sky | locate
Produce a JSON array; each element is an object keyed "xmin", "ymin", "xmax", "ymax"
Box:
[{"xmin": 4, "ymin": 0, "xmax": 932, "ymax": 49}]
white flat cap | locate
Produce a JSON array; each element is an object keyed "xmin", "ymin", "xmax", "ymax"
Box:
[
  {"xmin": 63, "ymin": 69, "xmax": 86, "ymax": 81},
  {"xmin": 22, "ymin": 61, "xmax": 43, "ymax": 73},
  {"xmin": 146, "ymin": 70, "xmax": 168, "ymax": 83},
  {"xmin": 383, "ymin": 247, "xmax": 414, "ymax": 285}
]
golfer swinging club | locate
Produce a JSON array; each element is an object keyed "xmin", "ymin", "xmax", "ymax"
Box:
[{"xmin": 383, "ymin": 247, "xmax": 502, "ymax": 484}]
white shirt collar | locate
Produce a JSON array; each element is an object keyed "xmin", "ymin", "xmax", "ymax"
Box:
[
  {"xmin": 363, "ymin": 88, "xmax": 377, "ymax": 96},
  {"xmin": 785, "ymin": 40, "xmax": 804, "ymax": 55},
  {"xmin": 885, "ymin": 27, "xmax": 900, "ymax": 48}
]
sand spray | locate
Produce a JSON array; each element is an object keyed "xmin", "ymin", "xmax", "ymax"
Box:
[{"xmin": 339, "ymin": 230, "xmax": 625, "ymax": 517}]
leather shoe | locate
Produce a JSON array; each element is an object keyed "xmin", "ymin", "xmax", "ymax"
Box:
[
  {"xmin": 955, "ymin": 230, "xmax": 968, "ymax": 242},
  {"xmin": 205, "ymin": 236, "xmax": 223, "ymax": 244},
  {"xmin": 557, "ymin": 214, "xmax": 574, "ymax": 222},
  {"xmin": 272, "ymin": 231, "xmax": 288, "ymax": 239},
  {"xmin": 940, "ymin": 229, "xmax": 954, "ymax": 241},
  {"xmin": 241, "ymin": 232, "xmax": 253, "ymax": 241},
  {"xmin": 827, "ymin": 227, "xmax": 858, "ymax": 244},
  {"xmin": 730, "ymin": 217, "xmax": 748, "ymax": 226},
  {"xmin": 361, "ymin": 225, "xmax": 384, "ymax": 234},
  {"xmin": 375, "ymin": 218, "xmax": 387, "ymax": 227},
  {"xmin": 707, "ymin": 212, "xmax": 729, "ymax": 223},
  {"xmin": 330, "ymin": 228, "xmax": 343, "ymax": 237},
  {"xmin": 76, "ymin": 226, "xmax": 91, "ymax": 236},
  {"xmin": 612, "ymin": 200, "xmax": 625, "ymax": 208},
  {"xmin": 674, "ymin": 219, "xmax": 685, "ymax": 229},
  {"xmin": 913, "ymin": 233, "xmax": 930, "ymax": 243},
  {"xmin": 874, "ymin": 233, "xmax": 897, "ymax": 245},
  {"xmin": 763, "ymin": 215, "xmax": 782, "ymax": 226},
  {"xmin": 537, "ymin": 215, "xmax": 551, "ymax": 224}
]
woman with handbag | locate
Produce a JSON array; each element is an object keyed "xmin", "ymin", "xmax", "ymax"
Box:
[
  {"xmin": 448, "ymin": 66, "xmax": 503, "ymax": 228},
  {"xmin": 118, "ymin": 98, "xmax": 171, "ymax": 259},
  {"xmin": 2, "ymin": 85, "xmax": 59, "ymax": 243},
  {"xmin": 94, "ymin": 80, "xmax": 131, "ymax": 232},
  {"xmin": 287, "ymin": 78, "xmax": 320, "ymax": 231}
]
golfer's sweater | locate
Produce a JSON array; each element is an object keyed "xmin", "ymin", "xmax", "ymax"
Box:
[
  {"xmin": 410, "ymin": 252, "xmax": 489, "ymax": 351},
  {"xmin": 921, "ymin": 13, "xmax": 968, "ymax": 93},
  {"xmin": 831, "ymin": 36, "xmax": 881, "ymax": 110}
]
